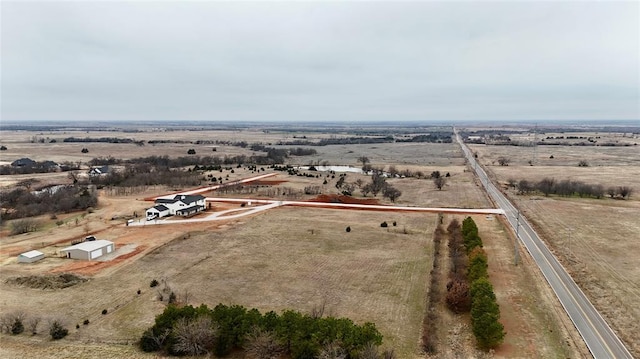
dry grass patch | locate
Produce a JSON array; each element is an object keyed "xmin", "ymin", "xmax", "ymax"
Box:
[{"xmin": 128, "ymin": 207, "xmax": 435, "ymax": 358}]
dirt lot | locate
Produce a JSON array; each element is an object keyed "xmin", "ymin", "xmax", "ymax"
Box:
[
  {"xmin": 469, "ymin": 142, "xmax": 640, "ymax": 357},
  {"xmin": 0, "ymin": 129, "xmax": 586, "ymax": 358}
]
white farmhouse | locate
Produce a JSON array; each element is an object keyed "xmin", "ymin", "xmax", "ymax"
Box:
[
  {"xmin": 18, "ymin": 250, "xmax": 45, "ymax": 263},
  {"xmin": 61, "ymin": 240, "xmax": 115, "ymax": 260},
  {"xmin": 146, "ymin": 194, "xmax": 206, "ymax": 220}
]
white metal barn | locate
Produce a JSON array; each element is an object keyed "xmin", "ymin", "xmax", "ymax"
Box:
[
  {"xmin": 61, "ymin": 240, "xmax": 115, "ymax": 260},
  {"xmin": 17, "ymin": 250, "xmax": 45, "ymax": 263}
]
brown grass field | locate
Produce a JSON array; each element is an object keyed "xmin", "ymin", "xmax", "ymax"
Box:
[{"xmin": 0, "ymin": 127, "xmax": 597, "ymax": 358}]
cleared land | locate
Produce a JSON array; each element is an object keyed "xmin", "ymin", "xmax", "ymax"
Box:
[
  {"xmin": 469, "ymin": 138, "xmax": 640, "ymax": 357},
  {"xmin": 0, "ymin": 128, "xmax": 586, "ymax": 358}
]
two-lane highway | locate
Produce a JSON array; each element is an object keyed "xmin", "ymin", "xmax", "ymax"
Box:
[{"xmin": 455, "ymin": 130, "xmax": 633, "ymax": 359}]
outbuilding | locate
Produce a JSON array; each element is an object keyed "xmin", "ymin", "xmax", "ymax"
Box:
[
  {"xmin": 17, "ymin": 250, "xmax": 45, "ymax": 263},
  {"xmin": 146, "ymin": 204, "xmax": 170, "ymax": 221},
  {"xmin": 61, "ymin": 240, "xmax": 115, "ymax": 260}
]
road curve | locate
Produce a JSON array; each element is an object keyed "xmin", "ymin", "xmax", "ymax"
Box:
[{"xmin": 455, "ymin": 130, "xmax": 633, "ymax": 359}]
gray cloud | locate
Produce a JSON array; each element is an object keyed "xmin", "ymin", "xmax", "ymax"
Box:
[{"xmin": 2, "ymin": 1, "xmax": 638, "ymax": 123}]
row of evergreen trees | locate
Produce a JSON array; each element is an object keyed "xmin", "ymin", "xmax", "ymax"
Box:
[
  {"xmin": 461, "ymin": 217, "xmax": 506, "ymax": 350},
  {"xmin": 140, "ymin": 303, "xmax": 383, "ymax": 358}
]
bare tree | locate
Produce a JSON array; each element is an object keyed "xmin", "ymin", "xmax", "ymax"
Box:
[
  {"xmin": 16, "ymin": 179, "xmax": 40, "ymax": 190},
  {"xmin": 618, "ymin": 186, "xmax": 633, "ymax": 199},
  {"xmin": 433, "ymin": 176, "xmax": 446, "ymax": 191},
  {"xmin": 537, "ymin": 178, "xmax": 555, "ymax": 196},
  {"xmin": 387, "ymin": 165, "xmax": 398, "ymax": 177},
  {"xmin": 497, "ymin": 157, "xmax": 511, "ymax": 166},
  {"xmin": 370, "ymin": 171, "xmax": 386, "ymax": 197},
  {"xmin": 361, "ymin": 183, "xmax": 372, "ymax": 197},
  {"xmin": 310, "ymin": 300, "xmax": 326, "ymax": 319},
  {"xmin": 359, "ymin": 342, "xmax": 380, "ymax": 359},
  {"xmin": 318, "ymin": 341, "xmax": 347, "ymax": 359},
  {"xmin": 383, "ymin": 186, "xmax": 402, "ymax": 202},
  {"xmin": 26, "ymin": 316, "xmax": 41, "ymax": 335},
  {"xmin": 244, "ymin": 327, "xmax": 284, "ymax": 359},
  {"xmin": 10, "ymin": 219, "xmax": 40, "ymax": 235},
  {"xmin": 180, "ymin": 289, "xmax": 193, "ymax": 304},
  {"xmin": 172, "ymin": 316, "xmax": 217, "ymax": 356},
  {"xmin": 0, "ymin": 314, "xmax": 13, "ymax": 333},
  {"xmin": 67, "ymin": 171, "xmax": 79, "ymax": 184},
  {"xmin": 358, "ymin": 156, "xmax": 370, "ymax": 170}
]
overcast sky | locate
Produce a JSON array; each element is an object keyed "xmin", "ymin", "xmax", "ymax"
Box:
[{"xmin": 2, "ymin": 1, "xmax": 638, "ymax": 123}]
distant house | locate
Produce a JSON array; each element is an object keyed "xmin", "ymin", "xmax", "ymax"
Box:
[
  {"xmin": 17, "ymin": 250, "xmax": 45, "ymax": 263},
  {"xmin": 146, "ymin": 194, "xmax": 206, "ymax": 220},
  {"xmin": 88, "ymin": 165, "xmax": 110, "ymax": 177},
  {"xmin": 11, "ymin": 158, "xmax": 36, "ymax": 167},
  {"xmin": 61, "ymin": 239, "xmax": 115, "ymax": 260}
]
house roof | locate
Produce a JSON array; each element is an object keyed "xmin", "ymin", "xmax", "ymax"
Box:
[
  {"xmin": 173, "ymin": 194, "xmax": 205, "ymax": 204},
  {"xmin": 62, "ymin": 239, "xmax": 113, "ymax": 252},
  {"xmin": 153, "ymin": 204, "xmax": 169, "ymax": 211},
  {"xmin": 156, "ymin": 198, "xmax": 180, "ymax": 204},
  {"xmin": 19, "ymin": 250, "xmax": 44, "ymax": 258},
  {"xmin": 89, "ymin": 165, "xmax": 109, "ymax": 174}
]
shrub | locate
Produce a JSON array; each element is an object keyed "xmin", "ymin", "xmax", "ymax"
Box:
[
  {"xmin": 168, "ymin": 292, "xmax": 177, "ymax": 304},
  {"xmin": 81, "ymin": 148, "xmax": 89, "ymax": 153},
  {"xmin": 83, "ymin": 319, "xmax": 90, "ymax": 325},
  {"xmin": 578, "ymin": 160, "xmax": 589, "ymax": 167},
  {"xmin": 11, "ymin": 318, "xmax": 24, "ymax": 335},
  {"xmin": 102, "ymin": 309, "xmax": 108, "ymax": 315},
  {"xmin": 380, "ymin": 221, "xmax": 388, "ymax": 228},
  {"xmin": 150, "ymin": 279, "xmax": 159, "ymax": 287},
  {"xmin": 26, "ymin": 317, "xmax": 40, "ymax": 335},
  {"xmin": 49, "ymin": 320, "xmax": 68, "ymax": 340},
  {"xmin": 446, "ymin": 279, "xmax": 471, "ymax": 313},
  {"xmin": 345, "ymin": 226, "xmax": 351, "ymax": 233}
]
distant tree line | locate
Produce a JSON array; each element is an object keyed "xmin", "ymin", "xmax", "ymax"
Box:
[
  {"xmin": 511, "ymin": 178, "xmax": 633, "ymax": 199},
  {"xmin": 276, "ymin": 133, "xmax": 452, "ymax": 147},
  {"xmin": 140, "ymin": 303, "xmax": 383, "ymax": 358},
  {"xmin": 88, "ymin": 163, "xmax": 202, "ymax": 188},
  {"xmin": 62, "ymin": 137, "xmax": 144, "ymax": 145},
  {"xmin": 0, "ymin": 161, "xmax": 79, "ymax": 175},
  {"xmin": 395, "ymin": 132, "xmax": 453, "ymax": 143},
  {"xmin": 1, "ymin": 185, "xmax": 97, "ymax": 220}
]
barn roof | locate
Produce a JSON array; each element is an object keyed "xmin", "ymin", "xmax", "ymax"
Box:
[
  {"xmin": 153, "ymin": 204, "xmax": 169, "ymax": 211},
  {"xmin": 62, "ymin": 239, "xmax": 113, "ymax": 252},
  {"xmin": 19, "ymin": 250, "xmax": 44, "ymax": 258}
]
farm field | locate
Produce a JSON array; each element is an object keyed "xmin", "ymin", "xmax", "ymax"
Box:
[
  {"xmin": 0, "ymin": 126, "xmax": 589, "ymax": 358},
  {"xmin": 469, "ymin": 141, "xmax": 640, "ymax": 356}
]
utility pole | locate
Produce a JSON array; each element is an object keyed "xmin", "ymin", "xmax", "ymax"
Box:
[
  {"xmin": 532, "ymin": 123, "xmax": 538, "ymax": 166},
  {"xmin": 514, "ymin": 211, "xmax": 521, "ymax": 266}
]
